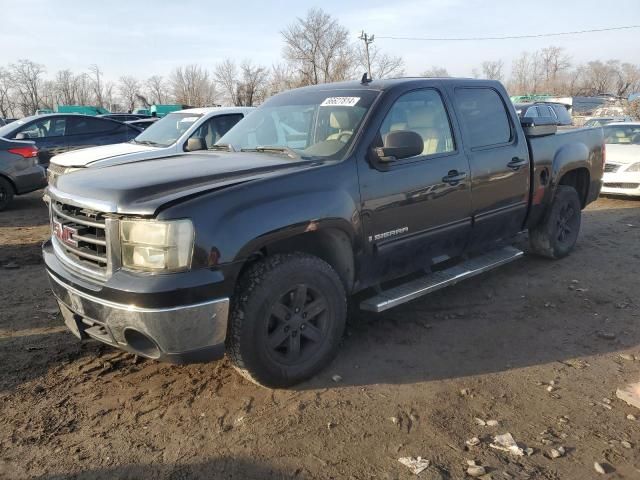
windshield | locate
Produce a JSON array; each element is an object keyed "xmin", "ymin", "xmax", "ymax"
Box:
[
  {"xmin": 603, "ymin": 125, "xmax": 640, "ymax": 145},
  {"xmin": 218, "ymin": 89, "xmax": 379, "ymax": 160},
  {"xmin": 133, "ymin": 112, "xmax": 202, "ymax": 147}
]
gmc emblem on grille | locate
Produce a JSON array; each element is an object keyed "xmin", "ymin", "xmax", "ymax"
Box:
[{"xmin": 53, "ymin": 220, "xmax": 78, "ymax": 247}]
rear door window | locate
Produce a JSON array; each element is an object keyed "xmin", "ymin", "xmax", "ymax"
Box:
[
  {"xmin": 454, "ymin": 88, "xmax": 512, "ymax": 148},
  {"xmin": 67, "ymin": 117, "xmax": 116, "ymax": 135}
]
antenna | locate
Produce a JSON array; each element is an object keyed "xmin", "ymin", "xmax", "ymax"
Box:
[{"xmin": 361, "ymin": 72, "xmax": 372, "ymax": 84}]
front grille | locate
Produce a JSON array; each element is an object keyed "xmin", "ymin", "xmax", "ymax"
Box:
[
  {"xmin": 603, "ymin": 182, "xmax": 640, "ymax": 189},
  {"xmin": 604, "ymin": 163, "xmax": 621, "ymax": 173},
  {"xmin": 50, "ymin": 200, "xmax": 111, "ymax": 279}
]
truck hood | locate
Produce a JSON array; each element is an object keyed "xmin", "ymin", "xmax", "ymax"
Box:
[
  {"xmin": 51, "ymin": 152, "xmax": 321, "ymax": 215},
  {"xmin": 605, "ymin": 144, "xmax": 640, "ymax": 165},
  {"xmin": 51, "ymin": 142, "xmax": 159, "ymax": 167}
]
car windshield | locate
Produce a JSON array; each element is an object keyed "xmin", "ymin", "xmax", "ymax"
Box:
[
  {"xmin": 132, "ymin": 112, "xmax": 202, "ymax": 147},
  {"xmin": 218, "ymin": 89, "xmax": 380, "ymax": 160},
  {"xmin": 603, "ymin": 125, "xmax": 640, "ymax": 145}
]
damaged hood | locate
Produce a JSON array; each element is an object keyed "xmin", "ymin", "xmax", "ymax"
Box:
[{"xmin": 51, "ymin": 151, "xmax": 320, "ymax": 215}]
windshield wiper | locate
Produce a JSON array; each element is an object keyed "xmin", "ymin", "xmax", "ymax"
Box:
[
  {"xmin": 209, "ymin": 143, "xmax": 235, "ymax": 152},
  {"xmin": 241, "ymin": 146, "xmax": 300, "ymax": 159}
]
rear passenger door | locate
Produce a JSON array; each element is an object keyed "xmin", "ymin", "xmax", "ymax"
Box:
[{"xmin": 451, "ymin": 87, "xmax": 530, "ymax": 249}]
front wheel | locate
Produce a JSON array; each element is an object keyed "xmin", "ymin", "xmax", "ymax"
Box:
[
  {"xmin": 529, "ymin": 185, "xmax": 582, "ymax": 259},
  {"xmin": 226, "ymin": 253, "xmax": 347, "ymax": 388}
]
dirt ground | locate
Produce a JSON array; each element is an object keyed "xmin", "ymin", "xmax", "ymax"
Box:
[{"xmin": 1, "ymin": 191, "xmax": 639, "ymax": 480}]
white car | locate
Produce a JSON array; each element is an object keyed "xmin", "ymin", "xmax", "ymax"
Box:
[
  {"xmin": 601, "ymin": 122, "xmax": 640, "ymax": 197},
  {"xmin": 47, "ymin": 106, "xmax": 254, "ymax": 184}
]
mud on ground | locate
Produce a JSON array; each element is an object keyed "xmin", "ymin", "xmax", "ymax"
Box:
[{"xmin": 1, "ymin": 192, "xmax": 639, "ymax": 479}]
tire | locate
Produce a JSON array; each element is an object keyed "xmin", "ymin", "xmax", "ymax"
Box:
[
  {"xmin": 529, "ymin": 185, "xmax": 582, "ymax": 259},
  {"xmin": 0, "ymin": 177, "xmax": 14, "ymax": 212},
  {"xmin": 226, "ymin": 253, "xmax": 347, "ymax": 388}
]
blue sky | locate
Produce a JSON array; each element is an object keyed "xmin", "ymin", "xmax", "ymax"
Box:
[{"xmin": 1, "ymin": 0, "xmax": 639, "ymax": 80}]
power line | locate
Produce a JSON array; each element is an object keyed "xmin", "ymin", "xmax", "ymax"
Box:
[{"xmin": 376, "ymin": 24, "xmax": 640, "ymax": 42}]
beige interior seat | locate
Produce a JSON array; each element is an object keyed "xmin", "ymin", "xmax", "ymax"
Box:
[
  {"xmin": 326, "ymin": 111, "xmax": 353, "ymax": 142},
  {"xmin": 406, "ymin": 109, "xmax": 440, "ymax": 155}
]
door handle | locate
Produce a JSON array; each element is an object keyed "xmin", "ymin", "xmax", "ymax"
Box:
[
  {"xmin": 507, "ymin": 157, "xmax": 527, "ymax": 170},
  {"xmin": 442, "ymin": 170, "xmax": 467, "ymax": 185}
]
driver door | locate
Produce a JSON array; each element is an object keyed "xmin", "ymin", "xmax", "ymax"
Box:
[{"xmin": 358, "ymin": 88, "xmax": 473, "ymax": 283}]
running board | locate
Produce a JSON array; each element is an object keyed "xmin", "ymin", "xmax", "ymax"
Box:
[{"xmin": 360, "ymin": 246, "xmax": 524, "ymax": 313}]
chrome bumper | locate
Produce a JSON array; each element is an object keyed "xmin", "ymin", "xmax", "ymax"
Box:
[{"xmin": 47, "ymin": 271, "xmax": 229, "ymax": 363}]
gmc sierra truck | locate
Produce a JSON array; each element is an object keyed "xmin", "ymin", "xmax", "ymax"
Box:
[{"xmin": 43, "ymin": 78, "xmax": 604, "ymax": 388}]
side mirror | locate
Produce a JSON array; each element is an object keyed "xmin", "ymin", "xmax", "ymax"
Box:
[
  {"xmin": 15, "ymin": 132, "xmax": 27, "ymax": 140},
  {"xmin": 521, "ymin": 117, "xmax": 557, "ymax": 137},
  {"xmin": 375, "ymin": 130, "xmax": 423, "ymax": 162},
  {"xmin": 185, "ymin": 137, "xmax": 206, "ymax": 152}
]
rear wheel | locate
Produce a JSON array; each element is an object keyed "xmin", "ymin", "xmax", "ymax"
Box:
[
  {"xmin": 227, "ymin": 253, "xmax": 347, "ymax": 388},
  {"xmin": 0, "ymin": 177, "xmax": 14, "ymax": 212},
  {"xmin": 529, "ymin": 185, "xmax": 582, "ymax": 259}
]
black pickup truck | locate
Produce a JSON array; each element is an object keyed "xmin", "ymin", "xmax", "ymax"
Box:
[{"xmin": 43, "ymin": 78, "xmax": 604, "ymax": 387}]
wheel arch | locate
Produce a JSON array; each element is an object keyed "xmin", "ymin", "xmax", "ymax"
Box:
[{"xmin": 234, "ymin": 223, "xmax": 356, "ymax": 294}]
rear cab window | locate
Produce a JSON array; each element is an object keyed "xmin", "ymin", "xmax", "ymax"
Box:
[{"xmin": 454, "ymin": 88, "xmax": 513, "ymax": 149}]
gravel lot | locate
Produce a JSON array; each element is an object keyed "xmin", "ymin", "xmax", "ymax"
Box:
[{"xmin": 1, "ymin": 191, "xmax": 639, "ymax": 479}]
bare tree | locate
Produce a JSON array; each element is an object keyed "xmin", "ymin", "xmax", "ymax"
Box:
[
  {"xmin": 119, "ymin": 75, "xmax": 140, "ymax": 112},
  {"xmin": 89, "ymin": 65, "xmax": 106, "ymax": 107},
  {"xmin": 614, "ymin": 63, "xmax": 640, "ymax": 98},
  {"xmin": 539, "ymin": 46, "xmax": 570, "ymax": 93},
  {"xmin": 281, "ymin": 8, "xmax": 354, "ymax": 85},
  {"xmin": 146, "ymin": 75, "xmax": 169, "ymax": 104},
  {"xmin": 269, "ymin": 63, "xmax": 301, "ymax": 96},
  {"xmin": 238, "ymin": 60, "xmax": 269, "ymax": 106},
  {"xmin": 75, "ymin": 73, "xmax": 93, "ymax": 105},
  {"xmin": 0, "ymin": 67, "xmax": 16, "ymax": 117},
  {"xmin": 356, "ymin": 44, "xmax": 404, "ymax": 79},
  {"xmin": 421, "ymin": 66, "xmax": 450, "ymax": 77},
  {"xmin": 480, "ymin": 60, "xmax": 504, "ymax": 81},
  {"xmin": 169, "ymin": 65, "xmax": 216, "ymax": 106},
  {"xmin": 55, "ymin": 69, "xmax": 77, "ymax": 105},
  {"xmin": 10, "ymin": 59, "xmax": 46, "ymax": 115},
  {"xmin": 214, "ymin": 59, "xmax": 240, "ymax": 106}
]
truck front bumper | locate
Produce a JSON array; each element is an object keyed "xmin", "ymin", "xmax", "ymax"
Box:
[{"xmin": 44, "ymin": 241, "xmax": 230, "ymax": 364}]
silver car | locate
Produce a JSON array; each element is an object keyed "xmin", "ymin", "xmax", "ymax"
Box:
[{"xmin": 48, "ymin": 106, "xmax": 254, "ymax": 184}]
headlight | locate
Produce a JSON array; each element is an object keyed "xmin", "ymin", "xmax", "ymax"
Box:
[
  {"xmin": 626, "ymin": 162, "xmax": 640, "ymax": 172},
  {"xmin": 120, "ymin": 219, "xmax": 194, "ymax": 272}
]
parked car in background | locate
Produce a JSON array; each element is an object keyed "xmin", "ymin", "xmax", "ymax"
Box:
[
  {"xmin": 601, "ymin": 122, "xmax": 640, "ymax": 197},
  {"xmin": 0, "ymin": 114, "xmax": 142, "ymax": 168},
  {"xmin": 125, "ymin": 118, "xmax": 159, "ymax": 131},
  {"xmin": 0, "ymin": 137, "xmax": 47, "ymax": 210},
  {"xmin": 583, "ymin": 116, "xmax": 634, "ymax": 128},
  {"xmin": 514, "ymin": 102, "xmax": 573, "ymax": 126},
  {"xmin": 47, "ymin": 107, "xmax": 253, "ymax": 184},
  {"xmin": 98, "ymin": 113, "xmax": 152, "ymax": 122}
]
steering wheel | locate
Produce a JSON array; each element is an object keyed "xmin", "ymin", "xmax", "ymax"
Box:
[{"xmin": 336, "ymin": 131, "xmax": 353, "ymax": 143}]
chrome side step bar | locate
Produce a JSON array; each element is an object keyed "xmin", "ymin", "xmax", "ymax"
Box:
[{"xmin": 360, "ymin": 246, "xmax": 524, "ymax": 313}]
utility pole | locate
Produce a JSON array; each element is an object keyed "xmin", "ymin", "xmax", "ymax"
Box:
[{"xmin": 359, "ymin": 31, "xmax": 375, "ymax": 80}]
